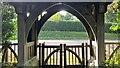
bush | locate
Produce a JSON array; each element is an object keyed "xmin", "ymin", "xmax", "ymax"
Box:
[
  {"xmin": 106, "ymin": 52, "xmax": 120, "ymax": 66},
  {"xmin": 41, "ymin": 20, "xmax": 86, "ymax": 32},
  {"xmin": 104, "ymin": 23, "xmax": 112, "ymax": 33}
]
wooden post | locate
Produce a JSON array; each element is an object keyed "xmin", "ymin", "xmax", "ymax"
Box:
[
  {"xmin": 15, "ymin": 4, "xmax": 27, "ymax": 66},
  {"xmin": 64, "ymin": 44, "xmax": 66, "ymax": 68},
  {"xmin": 18, "ymin": 14, "xmax": 27, "ymax": 66},
  {"xmin": 34, "ymin": 21, "xmax": 38, "ymax": 56},
  {"xmin": 82, "ymin": 43, "xmax": 84, "ymax": 68},
  {"xmin": 85, "ymin": 43, "xmax": 88, "ymax": 68},
  {"xmin": 42, "ymin": 43, "xmax": 45, "ymax": 68},
  {"xmin": 96, "ymin": 3, "xmax": 106, "ymax": 66},
  {"xmin": 60, "ymin": 44, "xmax": 62, "ymax": 68},
  {"xmin": 5, "ymin": 43, "xmax": 8, "ymax": 62},
  {"xmin": 39, "ymin": 43, "xmax": 41, "ymax": 67},
  {"xmin": 0, "ymin": 3, "xmax": 2, "ymax": 44}
]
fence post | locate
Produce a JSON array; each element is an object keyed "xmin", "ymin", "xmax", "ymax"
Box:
[
  {"xmin": 39, "ymin": 43, "xmax": 41, "ymax": 68},
  {"xmin": 82, "ymin": 43, "xmax": 84, "ymax": 68},
  {"xmin": 42, "ymin": 43, "xmax": 45, "ymax": 68},
  {"xmin": 64, "ymin": 44, "xmax": 66, "ymax": 68},
  {"xmin": 60, "ymin": 44, "xmax": 62, "ymax": 68},
  {"xmin": 5, "ymin": 43, "xmax": 8, "ymax": 62},
  {"xmin": 86, "ymin": 43, "xmax": 88, "ymax": 68}
]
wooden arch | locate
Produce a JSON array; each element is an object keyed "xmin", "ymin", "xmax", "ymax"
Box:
[{"xmin": 28, "ymin": 3, "xmax": 96, "ymax": 41}]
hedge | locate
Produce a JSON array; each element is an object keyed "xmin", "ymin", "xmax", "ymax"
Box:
[
  {"xmin": 41, "ymin": 20, "xmax": 86, "ymax": 32},
  {"xmin": 41, "ymin": 20, "xmax": 113, "ymax": 33}
]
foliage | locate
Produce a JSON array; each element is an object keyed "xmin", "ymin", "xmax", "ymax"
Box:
[
  {"xmin": 46, "ymin": 10, "xmax": 114, "ymax": 33},
  {"xmin": 41, "ymin": 20, "xmax": 114, "ymax": 33},
  {"xmin": 48, "ymin": 11, "xmax": 79, "ymax": 21},
  {"xmin": 2, "ymin": 3, "xmax": 17, "ymax": 43},
  {"xmin": 104, "ymin": 23, "xmax": 118, "ymax": 33},
  {"xmin": 41, "ymin": 20, "xmax": 86, "ymax": 32},
  {"xmin": 105, "ymin": 0, "xmax": 120, "ymax": 31},
  {"xmin": 48, "ymin": 12, "xmax": 63, "ymax": 22},
  {"xmin": 62, "ymin": 13, "xmax": 75, "ymax": 20},
  {"xmin": 2, "ymin": 62, "xmax": 17, "ymax": 67},
  {"xmin": 106, "ymin": 52, "xmax": 120, "ymax": 66}
]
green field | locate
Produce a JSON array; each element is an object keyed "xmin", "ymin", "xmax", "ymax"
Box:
[{"xmin": 38, "ymin": 31, "xmax": 119, "ymax": 40}]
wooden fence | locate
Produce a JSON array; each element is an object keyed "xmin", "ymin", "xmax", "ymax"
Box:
[
  {"xmin": 1, "ymin": 43, "xmax": 18, "ymax": 63},
  {"xmin": 1, "ymin": 41, "xmax": 120, "ymax": 67},
  {"xmin": 105, "ymin": 42, "xmax": 120, "ymax": 60}
]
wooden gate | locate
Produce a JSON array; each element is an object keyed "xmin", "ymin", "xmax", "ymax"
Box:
[{"xmin": 38, "ymin": 43, "xmax": 90, "ymax": 68}]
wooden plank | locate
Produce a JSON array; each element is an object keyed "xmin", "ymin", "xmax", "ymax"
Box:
[
  {"xmin": 60, "ymin": 44, "xmax": 62, "ymax": 68},
  {"xmin": 72, "ymin": 48, "xmax": 74, "ymax": 65},
  {"xmin": 53, "ymin": 48, "xmax": 55, "ymax": 65},
  {"xmin": 17, "ymin": 12, "xmax": 26, "ymax": 66},
  {"xmin": 42, "ymin": 43, "xmax": 45, "ymax": 67},
  {"xmin": 82, "ymin": 43, "xmax": 84, "ymax": 67},
  {"xmin": 39, "ymin": 43, "xmax": 41, "ymax": 67},
  {"xmin": 75, "ymin": 47, "xmax": 77, "ymax": 64},
  {"xmin": 43, "ymin": 46, "xmax": 60, "ymax": 48},
  {"xmin": 56, "ymin": 49, "xmax": 58, "ymax": 65},
  {"xmin": 50, "ymin": 48, "xmax": 51, "ymax": 65},
  {"xmin": 105, "ymin": 42, "xmax": 120, "ymax": 44},
  {"xmin": 64, "ymin": 44, "xmax": 66, "ymax": 68},
  {"xmin": 69, "ymin": 49, "xmax": 70, "ymax": 65},
  {"xmin": 96, "ymin": 8, "xmax": 105, "ymax": 65},
  {"xmin": 26, "ymin": 42, "xmax": 34, "ymax": 47},
  {"xmin": 86, "ymin": 43, "xmax": 88, "ymax": 68}
]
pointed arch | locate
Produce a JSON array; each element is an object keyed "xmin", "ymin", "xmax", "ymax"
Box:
[
  {"xmin": 36, "ymin": 3, "xmax": 96, "ymax": 40},
  {"xmin": 27, "ymin": 3, "xmax": 96, "ymax": 41}
]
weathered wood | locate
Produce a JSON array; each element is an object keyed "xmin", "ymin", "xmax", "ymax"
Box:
[
  {"xmin": 96, "ymin": 3, "xmax": 105, "ymax": 66},
  {"xmin": 42, "ymin": 43, "xmax": 45, "ymax": 67},
  {"xmin": 64, "ymin": 44, "xmax": 66, "ymax": 68},
  {"xmin": 60, "ymin": 44, "xmax": 62, "ymax": 68},
  {"xmin": 0, "ymin": 3, "xmax": 2, "ymax": 43},
  {"xmin": 26, "ymin": 42, "xmax": 34, "ymax": 61},
  {"xmin": 82, "ymin": 43, "xmax": 85, "ymax": 67},
  {"xmin": 85, "ymin": 43, "xmax": 88, "ymax": 68},
  {"xmin": 25, "ymin": 3, "xmax": 55, "ymax": 37},
  {"xmin": 38, "ymin": 43, "xmax": 41, "ymax": 67},
  {"xmin": 15, "ymin": 4, "xmax": 27, "ymax": 66},
  {"xmin": 17, "ymin": 14, "xmax": 26, "ymax": 66},
  {"xmin": 36, "ymin": 3, "xmax": 96, "ymax": 40}
]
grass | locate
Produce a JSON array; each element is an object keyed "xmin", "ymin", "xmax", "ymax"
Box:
[
  {"xmin": 105, "ymin": 33, "xmax": 119, "ymax": 40},
  {"xmin": 38, "ymin": 31, "xmax": 119, "ymax": 40}
]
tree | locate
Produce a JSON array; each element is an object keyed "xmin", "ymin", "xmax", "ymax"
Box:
[
  {"xmin": 2, "ymin": 3, "xmax": 17, "ymax": 43},
  {"xmin": 105, "ymin": 0, "xmax": 120, "ymax": 31},
  {"xmin": 48, "ymin": 12, "xmax": 63, "ymax": 21},
  {"xmin": 62, "ymin": 13, "xmax": 73, "ymax": 20},
  {"xmin": 48, "ymin": 11, "xmax": 79, "ymax": 21}
]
